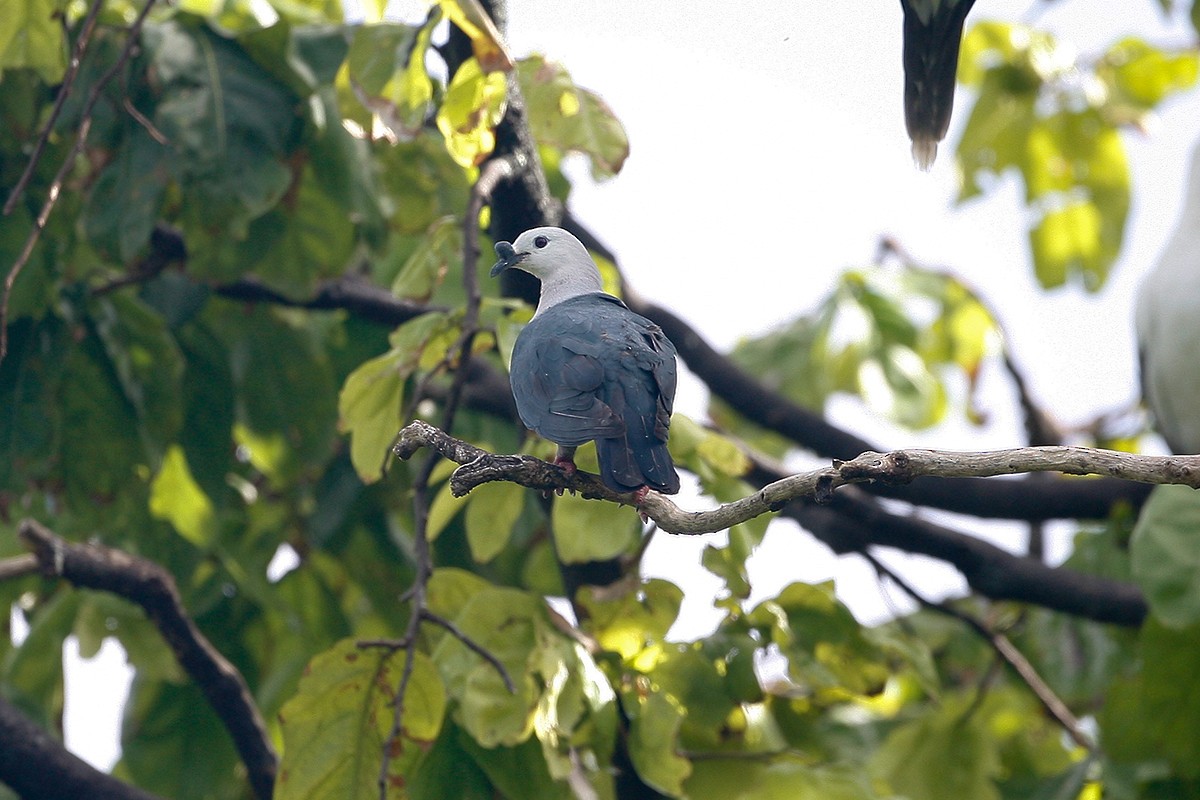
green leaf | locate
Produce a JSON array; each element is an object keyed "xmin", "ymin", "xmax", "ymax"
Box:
[
  {"xmin": 517, "ymin": 54, "xmax": 630, "ymax": 180},
  {"xmin": 0, "ymin": 317, "xmax": 66, "ymax": 490},
  {"xmin": 464, "ymin": 480, "xmax": 525, "ymax": 563},
  {"xmin": 83, "ymin": 125, "xmax": 170, "ymax": 263},
  {"xmin": 1131, "ymin": 485, "xmax": 1200, "ymax": 628},
  {"xmin": 748, "ymin": 582, "xmax": 888, "ymax": 698},
  {"xmin": 576, "ymin": 579, "xmax": 683, "ymax": 661},
  {"xmin": 149, "ymin": 445, "xmax": 217, "ymax": 546},
  {"xmin": 1100, "ymin": 38, "xmax": 1198, "ymax": 110},
  {"xmin": 220, "ymin": 306, "xmax": 337, "ymax": 481},
  {"xmin": 627, "ymin": 688, "xmax": 691, "ymax": 795},
  {"xmin": 337, "ymin": 348, "xmax": 406, "ymax": 483},
  {"xmin": 1102, "ymin": 620, "xmax": 1200, "ymax": 777},
  {"xmin": 237, "ymin": 166, "xmax": 357, "ymax": 298},
  {"xmin": 688, "ymin": 760, "xmax": 876, "ymax": 800},
  {"xmin": 871, "ymin": 697, "xmax": 1002, "ymax": 800},
  {"xmin": 120, "ymin": 679, "xmax": 243, "ymax": 800},
  {"xmin": 436, "ymin": 57, "xmax": 506, "ymax": 167},
  {"xmin": 2, "ymin": 591, "xmax": 76, "ymax": 728},
  {"xmin": 276, "ymin": 639, "xmax": 446, "ymax": 800},
  {"xmin": 391, "ymin": 216, "xmax": 462, "ymax": 302},
  {"xmin": 146, "ymin": 20, "xmax": 299, "ymax": 256},
  {"xmin": 0, "ymin": 0, "xmax": 68, "ymax": 81},
  {"xmin": 88, "ymin": 293, "xmax": 185, "ymax": 466},
  {"xmin": 432, "ymin": 587, "xmax": 540, "ymax": 747},
  {"xmin": 345, "ymin": 21, "xmax": 434, "ymax": 138},
  {"xmin": 550, "ymin": 490, "xmax": 641, "ymax": 564}
]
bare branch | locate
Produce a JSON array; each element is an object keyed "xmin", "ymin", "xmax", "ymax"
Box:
[
  {"xmin": 0, "ymin": 553, "xmax": 40, "ymax": 581},
  {"xmin": 18, "ymin": 519, "xmax": 277, "ymax": 800},
  {"xmin": 0, "ymin": 696, "xmax": 165, "ymax": 800},
  {"xmin": 631, "ymin": 299, "xmax": 1153, "ymax": 522},
  {"xmin": 394, "ymin": 421, "xmax": 1197, "ymax": 535}
]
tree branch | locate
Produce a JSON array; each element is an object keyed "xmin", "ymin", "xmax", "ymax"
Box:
[
  {"xmin": 395, "ymin": 421, "xmax": 1196, "ymax": 534},
  {"xmin": 393, "ymin": 422, "xmax": 1153, "ymax": 625},
  {"xmin": 630, "ymin": 298, "xmax": 1153, "ymax": 522},
  {"xmin": 797, "ymin": 489, "xmax": 1147, "ymax": 626},
  {"xmin": 0, "ymin": 696, "xmax": 165, "ymax": 800},
  {"xmin": 18, "ymin": 519, "xmax": 277, "ymax": 800}
]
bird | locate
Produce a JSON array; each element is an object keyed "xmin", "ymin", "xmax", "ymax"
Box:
[
  {"xmin": 899, "ymin": 0, "xmax": 979, "ymax": 170},
  {"xmin": 490, "ymin": 227, "xmax": 681, "ymax": 500},
  {"xmin": 1136, "ymin": 138, "xmax": 1200, "ymax": 454}
]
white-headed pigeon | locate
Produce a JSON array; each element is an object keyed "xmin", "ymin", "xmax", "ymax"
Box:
[{"xmin": 491, "ymin": 227, "xmax": 680, "ymax": 499}]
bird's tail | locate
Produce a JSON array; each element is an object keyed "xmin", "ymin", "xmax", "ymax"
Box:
[{"xmin": 596, "ymin": 435, "xmax": 680, "ymax": 495}]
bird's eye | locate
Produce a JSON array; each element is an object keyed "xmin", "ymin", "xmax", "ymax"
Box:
[{"xmin": 533, "ymin": 235, "xmax": 549, "ymax": 249}]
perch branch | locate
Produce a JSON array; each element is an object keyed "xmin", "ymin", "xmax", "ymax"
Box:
[
  {"xmin": 394, "ymin": 421, "xmax": 1198, "ymax": 535},
  {"xmin": 0, "ymin": 696, "xmax": 165, "ymax": 800},
  {"xmin": 18, "ymin": 519, "xmax": 277, "ymax": 800},
  {"xmin": 0, "ymin": 0, "xmax": 157, "ymax": 364}
]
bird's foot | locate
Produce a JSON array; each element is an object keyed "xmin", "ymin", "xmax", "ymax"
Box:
[
  {"xmin": 631, "ymin": 486, "xmax": 651, "ymax": 522},
  {"xmin": 544, "ymin": 456, "xmax": 577, "ymax": 497}
]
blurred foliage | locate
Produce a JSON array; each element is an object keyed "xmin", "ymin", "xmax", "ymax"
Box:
[
  {"xmin": 955, "ymin": 20, "xmax": 1197, "ymax": 291},
  {"xmin": 0, "ymin": 0, "xmax": 1198, "ymax": 799}
]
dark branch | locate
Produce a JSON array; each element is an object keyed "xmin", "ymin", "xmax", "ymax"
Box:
[
  {"xmin": 0, "ymin": 696, "xmax": 164, "ymax": 800},
  {"xmin": 18, "ymin": 519, "xmax": 278, "ymax": 800},
  {"xmin": 629, "ymin": 298, "xmax": 1153, "ymax": 521}
]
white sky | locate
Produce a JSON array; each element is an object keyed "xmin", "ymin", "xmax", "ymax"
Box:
[{"xmin": 54, "ymin": 0, "xmax": 1200, "ymax": 775}]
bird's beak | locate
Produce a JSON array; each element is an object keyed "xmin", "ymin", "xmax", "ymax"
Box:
[{"xmin": 490, "ymin": 241, "xmax": 526, "ymax": 277}]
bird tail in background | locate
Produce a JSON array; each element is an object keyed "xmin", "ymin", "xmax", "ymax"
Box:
[{"xmin": 900, "ymin": 0, "xmax": 978, "ymax": 169}]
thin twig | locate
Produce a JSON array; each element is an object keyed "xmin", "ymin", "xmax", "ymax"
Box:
[
  {"xmin": 2, "ymin": 0, "xmax": 106, "ymax": 217},
  {"xmin": 18, "ymin": 518, "xmax": 278, "ymax": 800},
  {"xmin": 0, "ymin": 0, "xmax": 159, "ymax": 365},
  {"xmin": 375, "ymin": 156, "xmax": 520, "ymax": 800},
  {"xmin": 420, "ymin": 609, "xmax": 516, "ymax": 692},
  {"xmin": 864, "ymin": 551, "xmax": 1095, "ymax": 751}
]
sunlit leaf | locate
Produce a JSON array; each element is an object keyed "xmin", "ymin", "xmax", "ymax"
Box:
[
  {"xmin": 0, "ymin": 0, "xmax": 68, "ymax": 82},
  {"xmin": 436, "ymin": 57, "xmax": 507, "ymax": 167},
  {"xmin": 550, "ymin": 490, "xmax": 640, "ymax": 564},
  {"xmin": 626, "ymin": 688, "xmax": 691, "ymax": 795},
  {"xmin": 276, "ymin": 639, "xmax": 446, "ymax": 799},
  {"xmin": 518, "ymin": 54, "xmax": 630, "ymax": 180},
  {"xmin": 464, "ymin": 480, "xmax": 525, "ymax": 563}
]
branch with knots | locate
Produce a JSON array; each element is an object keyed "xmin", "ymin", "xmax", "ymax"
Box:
[
  {"xmin": 392, "ymin": 420, "xmax": 1185, "ymax": 627},
  {"xmin": 395, "ymin": 419, "xmax": 1198, "ymax": 534}
]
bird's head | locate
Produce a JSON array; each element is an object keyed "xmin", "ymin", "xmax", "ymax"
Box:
[{"xmin": 489, "ymin": 227, "xmax": 595, "ymax": 281}]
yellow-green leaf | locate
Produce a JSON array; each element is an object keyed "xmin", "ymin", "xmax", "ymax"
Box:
[
  {"xmin": 276, "ymin": 639, "xmax": 445, "ymax": 800},
  {"xmin": 149, "ymin": 445, "xmax": 217, "ymax": 546},
  {"xmin": 550, "ymin": 490, "xmax": 640, "ymax": 564},
  {"xmin": 436, "ymin": 57, "xmax": 507, "ymax": 167},
  {"xmin": 464, "ymin": 480, "xmax": 526, "ymax": 563}
]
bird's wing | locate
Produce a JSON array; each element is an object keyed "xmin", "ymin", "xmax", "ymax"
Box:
[{"xmin": 509, "ymin": 307, "xmax": 625, "ymax": 446}]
